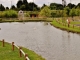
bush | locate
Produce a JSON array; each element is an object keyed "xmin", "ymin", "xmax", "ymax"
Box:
[
  {"xmin": 39, "ymin": 6, "xmax": 51, "ymax": 17},
  {"xmin": 0, "ymin": 12, "xmax": 2, "ymax": 18},
  {"xmin": 69, "ymin": 8, "xmax": 76, "ymax": 17},
  {"xmin": 0, "ymin": 11, "xmax": 4, "ymax": 18},
  {"xmin": 3, "ymin": 10, "xmax": 18, "ymax": 18},
  {"xmin": 0, "ymin": 18, "xmax": 2, "ymax": 23},
  {"xmin": 25, "ymin": 12, "xmax": 30, "ymax": 17},
  {"xmin": 51, "ymin": 10, "xmax": 63, "ymax": 17}
]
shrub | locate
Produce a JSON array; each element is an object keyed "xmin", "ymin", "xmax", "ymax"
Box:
[
  {"xmin": 25, "ymin": 12, "xmax": 30, "ymax": 17},
  {"xmin": 3, "ymin": 10, "xmax": 18, "ymax": 18},
  {"xmin": 0, "ymin": 11, "xmax": 4, "ymax": 18},
  {"xmin": 0, "ymin": 18, "xmax": 2, "ymax": 23},
  {"xmin": 39, "ymin": 6, "xmax": 51, "ymax": 17}
]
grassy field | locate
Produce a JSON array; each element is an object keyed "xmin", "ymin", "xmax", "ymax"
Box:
[
  {"xmin": 0, "ymin": 41, "xmax": 45, "ymax": 60},
  {"xmin": 51, "ymin": 19, "xmax": 80, "ymax": 33}
]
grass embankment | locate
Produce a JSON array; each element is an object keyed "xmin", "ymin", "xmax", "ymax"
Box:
[
  {"xmin": 0, "ymin": 18, "xmax": 53, "ymax": 22},
  {"xmin": 0, "ymin": 41, "xmax": 45, "ymax": 60},
  {"xmin": 51, "ymin": 20, "xmax": 80, "ymax": 33}
]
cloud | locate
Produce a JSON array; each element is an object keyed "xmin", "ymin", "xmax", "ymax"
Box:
[
  {"xmin": 34, "ymin": 0, "xmax": 62, "ymax": 6},
  {"xmin": 27, "ymin": 0, "xmax": 33, "ymax": 2}
]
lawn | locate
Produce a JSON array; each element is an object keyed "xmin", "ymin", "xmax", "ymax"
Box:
[
  {"xmin": 0, "ymin": 41, "xmax": 45, "ymax": 60},
  {"xmin": 51, "ymin": 20, "xmax": 80, "ymax": 33}
]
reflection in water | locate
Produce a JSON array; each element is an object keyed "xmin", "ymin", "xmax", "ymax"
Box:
[
  {"xmin": 62, "ymin": 31, "xmax": 71, "ymax": 60},
  {"xmin": 0, "ymin": 22, "xmax": 80, "ymax": 60}
]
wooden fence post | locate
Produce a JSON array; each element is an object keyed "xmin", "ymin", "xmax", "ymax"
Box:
[
  {"xmin": 12, "ymin": 42, "xmax": 14, "ymax": 51},
  {"xmin": 79, "ymin": 26, "xmax": 80, "ymax": 29},
  {"xmin": 25, "ymin": 54, "xmax": 28, "ymax": 60},
  {"xmin": 65, "ymin": 23, "xmax": 66, "ymax": 26},
  {"xmin": 73, "ymin": 25, "xmax": 74, "ymax": 28},
  {"xmin": 2, "ymin": 39, "xmax": 5, "ymax": 47},
  {"xmin": 19, "ymin": 47, "xmax": 22, "ymax": 57},
  {"xmin": 68, "ymin": 24, "xmax": 69, "ymax": 27}
]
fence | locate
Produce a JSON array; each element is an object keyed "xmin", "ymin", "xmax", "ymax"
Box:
[
  {"xmin": 56, "ymin": 20, "xmax": 80, "ymax": 29},
  {"xmin": 0, "ymin": 39, "xmax": 30, "ymax": 60}
]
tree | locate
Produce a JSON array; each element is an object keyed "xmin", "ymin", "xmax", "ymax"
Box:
[
  {"xmin": 28, "ymin": 2, "xmax": 40, "ymax": 11},
  {"xmin": 57, "ymin": 4, "xmax": 63, "ymax": 10},
  {"xmin": 0, "ymin": 4, "xmax": 5, "ymax": 11},
  {"xmin": 50, "ymin": 3, "xmax": 63, "ymax": 10},
  {"xmin": 50, "ymin": 3, "xmax": 57, "ymax": 10},
  {"xmin": 64, "ymin": 7, "xmax": 70, "ymax": 16},
  {"xmin": 23, "ymin": 0, "xmax": 29, "ymax": 10},
  {"xmin": 39, "ymin": 6, "xmax": 51, "ymax": 17},
  {"xmin": 76, "ymin": 3, "xmax": 80, "ymax": 8},
  {"xmin": 75, "ymin": 9, "xmax": 80, "ymax": 16},
  {"xmin": 41, "ymin": 4, "xmax": 47, "ymax": 9},
  {"xmin": 20, "ymin": 5, "xmax": 26, "ymax": 10},
  {"xmin": 6, "ymin": 7, "xmax": 9, "ymax": 10},
  {"xmin": 69, "ymin": 8, "xmax": 76, "ymax": 20},
  {"xmin": 67, "ymin": 3, "xmax": 76, "ymax": 9},
  {"xmin": 16, "ymin": 0, "xmax": 23, "ymax": 9},
  {"xmin": 11, "ymin": 5, "xmax": 16, "ymax": 10},
  {"xmin": 50, "ymin": 3, "xmax": 56, "ymax": 10},
  {"xmin": 23, "ymin": 0, "xmax": 28, "ymax": 5}
]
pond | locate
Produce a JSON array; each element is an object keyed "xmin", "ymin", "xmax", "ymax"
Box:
[{"xmin": 0, "ymin": 22, "xmax": 80, "ymax": 60}]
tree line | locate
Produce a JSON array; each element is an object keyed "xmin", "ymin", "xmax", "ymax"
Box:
[
  {"xmin": 0, "ymin": 0, "xmax": 40, "ymax": 11},
  {"xmin": 0, "ymin": 0, "xmax": 80, "ymax": 18},
  {"xmin": 0, "ymin": 0, "xmax": 80, "ymax": 11}
]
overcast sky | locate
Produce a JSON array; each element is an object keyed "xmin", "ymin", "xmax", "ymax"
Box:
[{"xmin": 0, "ymin": 0, "xmax": 80, "ymax": 8}]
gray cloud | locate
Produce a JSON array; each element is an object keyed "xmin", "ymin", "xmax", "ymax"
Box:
[{"xmin": 0, "ymin": 0, "xmax": 80, "ymax": 8}]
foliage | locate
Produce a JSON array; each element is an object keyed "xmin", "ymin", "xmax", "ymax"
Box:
[
  {"xmin": 62, "ymin": 10, "xmax": 67, "ymax": 17},
  {"xmin": 28, "ymin": 2, "xmax": 40, "ymax": 11},
  {"xmin": 16, "ymin": 0, "xmax": 40, "ymax": 11},
  {"xmin": 20, "ymin": 5, "xmax": 26, "ymax": 11},
  {"xmin": 50, "ymin": 3, "xmax": 63, "ymax": 10},
  {"xmin": 16, "ymin": 0, "xmax": 23, "ymax": 9},
  {"xmin": 51, "ymin": 10, "xmax": 57, "ymax": 17},
  {"xmin": 64, "ymin": 7, "xmax": 70, "ymax": 16},
  {"xmin": 6, "ymin": 7, "xmax": 9, "ymax": 10},
  {"xmin": 0, "ymin": 4, "xmax": 5, "ymax": 11},
  {"xmin": 22, "ymin": 0, "xmax": 29, "ymax": 11},
  {"xmin": 67, "ymin": 3, "xmax": 76, "ymax": 9},
  {"xmin": 10, "ymin": 5, "xmax": 16, "ymax": 10},
  {"xmin": 69, "ymin": 8, "xmax": 80, "ymax": 17},
  {"xmin": 0, "ymin": 11, "xmax": 4, "ymax": 18},
  {"xmin": 1, "ymin": 0, "xmax": 80, "ymax": 11},
  {"xmin": 75, "ymin": 9, "xmax": 80, "ymax": 16},
  {"xmin": 39, "ymin": 6, "xmax": 51, "ymax": 17},
  {"xmin": 3, "ymin": 10, "xmax": 18, "ymax": 18},
  {"xmin": 25, "ymin": 12, "xmax": 30, "ymax": 17},
  {"xmin": 51, "ymin": 10, "xmax": 67, "ymax": 17},
  {"xmin": 41, "ymin": 4, "xmax": 47, "ymax": 9},
  {"xmin": 77, "ymin": 3, "xmax": 80, "ymax": 8}
]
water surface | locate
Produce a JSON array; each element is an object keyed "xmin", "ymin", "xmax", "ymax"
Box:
[{"xmin": 0, "ymin": 22, "xmax": 80, "ymax": 60}]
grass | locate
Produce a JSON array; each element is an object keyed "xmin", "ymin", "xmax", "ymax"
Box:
[
  {"xmin": 22, "ymin": 48, "xmax": 45, "ymax": 60},
  {"xmin": 70, "ymin": 21, "xmax": 80, "ymax": 25},
  {"xmin": 0, "ymin": 17, "xmax": 53, "ymax": 23},
  {"xmin": 51, "ymin": 20, "xmax": 80, "ymax": 33},
  {"xmin": 0, "ymin": 41, "xmax": 45, "ymax": 60}
]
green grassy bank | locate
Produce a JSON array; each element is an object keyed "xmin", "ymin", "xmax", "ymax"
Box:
[
  {"xmin": 0, "ymin": 18, "xmax": 53, "ymax": 23},
  {"xmin": 51, "ymin": 20, "xmax": 80, "ymax": 33},
  {"xmin": 0, "ymin": 41, "xmax": 45, "ymax": 60}
]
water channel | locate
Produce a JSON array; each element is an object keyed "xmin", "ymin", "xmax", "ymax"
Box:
[{"xmin": 0, "ymin": 22, "xmax": 80, "ymax": 60}]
